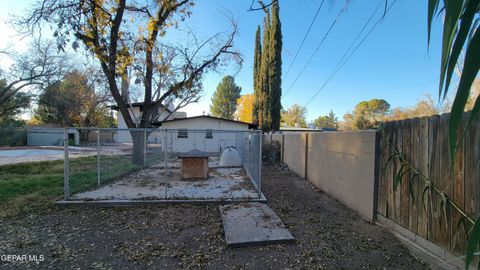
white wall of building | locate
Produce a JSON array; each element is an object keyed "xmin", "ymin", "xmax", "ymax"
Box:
[
  {"xmin": 115, "ymin": 106, "xmax": 180, "ymax": 143},
  {"xmin": 160, "ymin": 117, "xmax": 250, "ymax": 130},
  {"xmin": 115, "ymin": 107, "xmax": 141, "ymax": 143},
  {"xmin": 160, "ymin": 117, "xmax": 251, "ymax": 154},
  {"xmin": 114, "ymin": 109, "xmax": 253, "ymax": 154}
]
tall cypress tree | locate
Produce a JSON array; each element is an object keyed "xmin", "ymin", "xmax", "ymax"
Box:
[
  {"xmin": 259, "ymin": 12, "xmax": 271, "ymax": 131},
  {"xmin": 252, "ymin": 25, "xmax": 262, "ymax": 126},
  {"xmin": 253, "ymin": 2, "xmax": 282, "ymax": 132},
  {"xmin": 268, "ymin": 1, "xmax": 282, "ymax": 131}
]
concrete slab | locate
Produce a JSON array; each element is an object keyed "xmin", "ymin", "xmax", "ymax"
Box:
[
  {"xmin": 0, "ymin": 146, "xmax": 129, "ymax": 165},
  {"xmin": 219, "ymin": 202, "xmax": 294, "ymax": 247},
  {"xmin": 71, "ymin": 166, "xmax": 260, "ymax": 201}
]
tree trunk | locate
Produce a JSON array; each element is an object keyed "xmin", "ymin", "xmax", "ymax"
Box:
[{"xmin": 130, "ymin": 130, "xmax": 146, "ymax": 166}]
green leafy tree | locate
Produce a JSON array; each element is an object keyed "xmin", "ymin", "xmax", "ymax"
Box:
[
  {"xmin": 35, "ymin": 71, "xmax": 114, "ymax": 127},
  {"xmin": 314, "ymin": 110, "xmax": 338, "ymax": 129},
  {"xmin": 210, "ymin": 76, "xmax": 242, "ymax": 120},
  {"xmin": 345, "ymin": 99, "xmax": 390, "ymax": 130},
  {"xmin": 259, "ymin": 12, "xmax": 271, "ymax": 130},
  {"xmin": 267, "ymin": 1, "xmax": 282, "ymax": 131},
  {"xmin": 252, "ymin": 26, "xmax": 262, "ymax": 125},
  {"xmin": 281, "ymin": 103, "xmax": 307, "ymax": 128},
  {"xmin": 254, "ymin": 1, "xmax": 282, "ymax": 132}
]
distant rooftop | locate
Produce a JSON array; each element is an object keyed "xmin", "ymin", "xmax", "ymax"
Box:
[{"xmin": 153, "ymin": 115, "xmax": 257, "ymax": 129}]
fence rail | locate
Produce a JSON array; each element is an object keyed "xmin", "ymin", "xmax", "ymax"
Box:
[
  {"xmin": 377, "ymin": 112, "xmax": 480, "ymax": 255},
  {"xmin": 63, "ymin": 128, "xmax": 262, "ymax": 201}
]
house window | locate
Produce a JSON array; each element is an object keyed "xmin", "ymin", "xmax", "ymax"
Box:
[
  {"xmin": 206, "ymin": 129, "xmax": 213, "ymax": 139},
  {"xmin": 178, "ymin": 129, "xmax": 188, "ymax": 138}
]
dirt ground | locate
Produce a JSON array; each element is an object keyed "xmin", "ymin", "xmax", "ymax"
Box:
[{"xmin": 0, "ymin": 164, "xmax": 429, "ymax": 269}]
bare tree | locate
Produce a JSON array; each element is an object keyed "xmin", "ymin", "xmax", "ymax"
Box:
[
  {"xmin": 18, "ymin": 0, "xmax": 241, "ymax": 162},
  {"xmin": 0, "ymin": 40, "xmax": 69, "ymax": 121},
  {"xmin": 19, "ymin": 0, "xmax": 240, "ymax": 125}
]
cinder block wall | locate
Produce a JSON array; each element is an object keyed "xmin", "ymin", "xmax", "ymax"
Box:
[
  {"xmin": 283, "ymin": 133, "xmax": 308, "ymax": 179},
  {"xmin": 306, "ymin": 131, "xmax": 378, "ymax": 221},
  {"xmin": 269, "ymin": 131, "xmax": 379, "ymax": 221}
]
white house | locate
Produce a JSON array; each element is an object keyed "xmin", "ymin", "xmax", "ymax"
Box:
[
  {"xmin": 153, "ymin": 115, "xmax": 256, "ymax": 153},
  {"xmin": 110, "ymin": 102, "xmax": 187, "ymax": 143}
]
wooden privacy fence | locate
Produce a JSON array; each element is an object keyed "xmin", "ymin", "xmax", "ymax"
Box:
[{"xmin": 377, "ymin": 112, "xmax": 480, "ymax": 255}]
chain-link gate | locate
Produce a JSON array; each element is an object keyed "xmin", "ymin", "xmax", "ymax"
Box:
[{"xmin": 63, "ymin": 128, "xmax": 262, "ymax": 201}]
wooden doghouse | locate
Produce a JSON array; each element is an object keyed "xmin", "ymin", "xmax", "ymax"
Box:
[{"xmin": 178, "ymin": 150, "xmax": 210, "ymax": 180}]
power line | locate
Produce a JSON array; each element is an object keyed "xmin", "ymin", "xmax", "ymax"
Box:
[
  {"xmin": 304, "ymin": 0, "xmax": 398, "ymax": 108},
  {"xmin": 283, "ymin": 0, "xmax": 326, "ymax": 80},
  {"xmin": 283, "ymin": 0, "xmax": 351, "ymax": 98},
  {"xmin": 303, "ymin": 0, "xmax": 384, "ymax": 106},
  {"xmin": 320, "ymin": 0, "xmax": 384, "ymax": 88}
]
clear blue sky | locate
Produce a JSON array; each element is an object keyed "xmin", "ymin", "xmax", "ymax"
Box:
[{"xmin": 0, "ymin": 0, "xmax": 446, "ymax": 122}]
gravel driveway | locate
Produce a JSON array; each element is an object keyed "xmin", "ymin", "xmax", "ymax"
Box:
[{"xmin": 0, "ymin": 164, "xmax": 429, "ymax": 269}]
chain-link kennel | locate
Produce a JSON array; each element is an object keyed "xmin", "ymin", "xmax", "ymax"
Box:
[{"xmin": 63, "ymin": 128, "xmax": 263, "ymax": 201}]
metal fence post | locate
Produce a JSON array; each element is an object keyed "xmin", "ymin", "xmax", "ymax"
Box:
[
  {"xmin": 97, "ymin": 129, "xmax": 101, "ymax": 187},
  {"xmin": 258, "ymin": 130, "xmax": 262, "ymax": 198},
  {"xmin": 144, "ymin": 130, "xmax": 147, "ymax": 166},
  {"xmin": 63, "ymin": 128, "xmax": 70, "ymax": 200},
  {"xmin": 247, "ymin": 132, "xmax": 251, "ymax": 174},
  {"xmin": 164, "ymin": 129, "xmax": 168, "ymax": 199}
]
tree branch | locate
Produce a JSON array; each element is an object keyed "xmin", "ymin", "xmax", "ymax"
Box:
[
  {"xmin": 142, "ymin": 0, "xmax": 191, "ymax": 126},
  {"xmin": 247, "ymin": 0, "xmax": 278, "ymax": 12},
  {"xmin": 152, "ymin": 22, "xmax": 240, "ymax": 118}
]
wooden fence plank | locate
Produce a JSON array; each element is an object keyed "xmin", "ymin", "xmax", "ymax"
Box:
[
  {"xmin": 377, "ymin": 112, "xmax": 478, "ymax": 255},
  {"xmin": 465, "ymin": 112, "xmax": 480, "ymax": 233},
  {"xmin": 387, "ymin": 121, "xmax": 395, "ymax": 219},
  {"xmin": 401, "ymin": 120, "xmax": 411, "ymax": 227},
  {"xmin": 417, "ymin": 116, "xmax": 430, "ymax": 239},
  {"xmin": 438, "ymin": 114, "xmax": 452, "ymax": 250},
  {"xmin": 451, "ymin": 114, "xmax": 466, "ymax": 253},
  {"xmin": 428, "ymin": 115, "xmax": 440, "ymax": 243},
  {"xmin": 409, "ymin": 118, "xmax": 419, "ymax": 233},
  {"xmin": 378, "ymin": 123, "xmax": 388, "ymax": 216},
  {"xmin": 394, "ymin": 120, "xmax": 402, "ymax": 224}
]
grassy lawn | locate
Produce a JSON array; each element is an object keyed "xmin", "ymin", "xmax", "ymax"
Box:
[
  {"xmin": 0, "ymin": 155, "xmax": 138, "ymax": 217},
  {"xmin": 68, "ymin": 155, "xmax": 137, "ymax": 194}
]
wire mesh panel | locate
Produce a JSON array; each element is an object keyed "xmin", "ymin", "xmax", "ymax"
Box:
[
  {"xmin": 65, "ymin": 128, "xmax": 148, "ymax": 197},
  {"xmin": 64, "ymin": 128, "xmax": 262, "ymax": 201}
]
